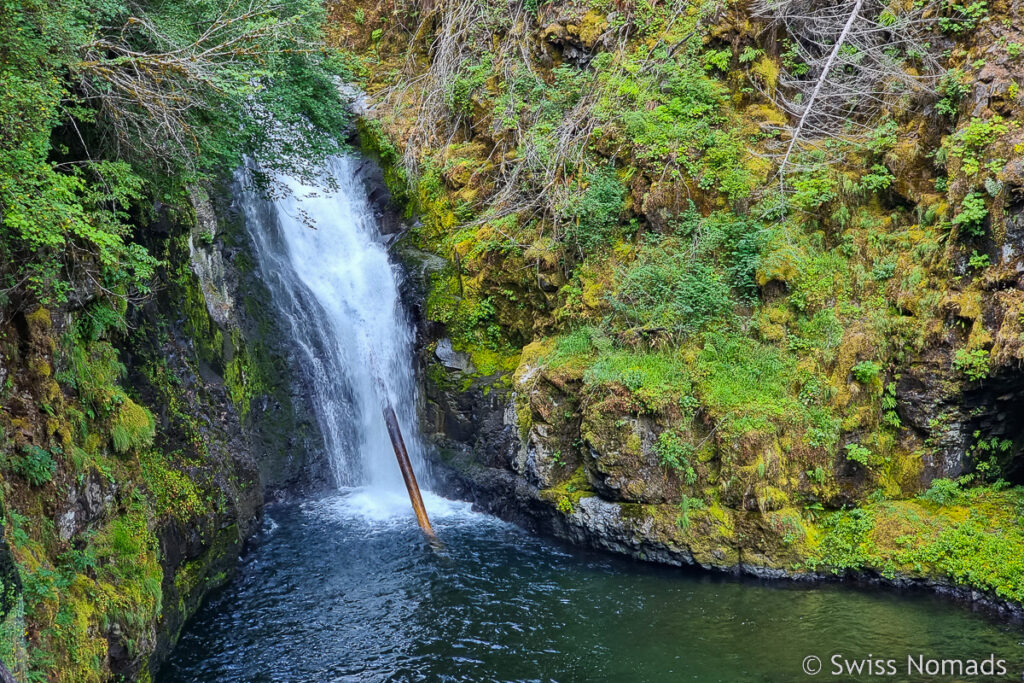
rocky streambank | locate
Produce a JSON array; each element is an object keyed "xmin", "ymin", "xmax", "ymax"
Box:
[{"xmin": 0, "ymin": 181, "xmax": 330, "ymax": 679}]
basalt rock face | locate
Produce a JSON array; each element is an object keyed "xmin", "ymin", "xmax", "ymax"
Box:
[
  {"xmin": 191, "ymin": 187, "xmax": 331, "ymax": 497},
  {"xmin": 0, "ymin": 184, "xmax": 330, "ymax": 680},
  {"xmin": 409, "ymin": 333, "xmax": 798, "ymax": 576}
]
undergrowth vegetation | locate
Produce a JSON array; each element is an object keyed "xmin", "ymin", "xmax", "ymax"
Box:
[
  {"xmin": 341, "ymin": 0, "xmax": 1024, "ymax": 602},
  {"xmin": 0, "ymin": 0, "xmax": 352, "ymax": 677}
]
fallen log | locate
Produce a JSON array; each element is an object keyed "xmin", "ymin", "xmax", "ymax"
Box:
[{"xmin": 381, "ymin": 401, "xmax": 437, "ymax": 542}]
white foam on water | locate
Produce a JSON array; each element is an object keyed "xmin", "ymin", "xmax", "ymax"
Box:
[{"xmin": 304, "ymin": 487, "xmax": 481, "ymax": 526}]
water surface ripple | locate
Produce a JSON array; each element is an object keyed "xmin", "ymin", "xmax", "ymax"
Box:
[{"xmin": 161, "ymin": 491, "xmax": 1024, "ymax": 682}]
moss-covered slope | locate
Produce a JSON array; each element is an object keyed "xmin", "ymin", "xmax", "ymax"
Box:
[
  {"xmin": 332, "ymin": 0, "xmax": 1024, "ymax": 611},
  {"xmin": 0, "ymin": 188, "xmax": 323, "ymax": 681}
]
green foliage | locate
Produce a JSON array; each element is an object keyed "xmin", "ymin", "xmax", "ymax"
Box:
[
  {"xmin": 920, "ymin": 478, "xmax": 963, "ymax": 505},
  {"xmin": 13, "ymin": 446, "xmax": 56, "ymax": 486},
  {"xmin": 790, "ymin": 166, "xmax": 838, "ymax": 210},
  {"xmin": 614, "ymin": 242, "xmax": 734, "ymax": 336},
  {"xmin": 702, "ymin": 48, "xmax": 731, "ymax": 72},
  {"xmin": 780, "ymin": 39, "xmax": 810, "ymax": 77},
  {"xmin": 62, "ymin": 340, "xmax": 126, "ymax": 416},
  {"xmin": 545, "ymin": 326, "xmax": 608, "ymax": 365},
  {"xmin": 891, "ymin": 496, "xmax": 1024, "ymax": 603},
  {"xmin": 806, "ymin": 466, "xmax": 829, "ymax": 485},
  {"xmin": 945, "ymin": 116, "xmax": 1007, "ymax": 176},
  {"xmin": 447, "ymin": 54, "xmax": 494, "ymax": 117},
  {"xmin": 936, "ymin": 69, "xmax": 971, "ymax": 118},
  {"xmin": 557, "ymin": 167, "xmax": 626, "ymax": 252},
  {"xmin": 424, "ymin": 267, "xmax": 513, "ymax": 357},
  {"xmin": 937, "ymin": 0, "xmax": 989, "ymax": 33},
  {"xmin": 952, "ymin": 348, "xmax": 990, "ymax": 381},
  {"xmin": 845, "ymin": 443, "xmax": 872, "ymax": 467},
  {"xmin": 654, "ymin": 430, "xmax": 697, "ymax": 484},
  {"xmin": 602, "ymin": 37, "xmax": 755, "ymax": 198},
  {"xmin": 739, "ymin": 46, "xmax": 764, "ymax": 64},
  {"xmin": 0, "ymin": 0, "xmax": 350, "ymax": 307},
  {"xmin": 882, "ymin": 382, "xmax": 902, "ymax": 428},
  {"xmin": 695, "ymin": 332, "xmax": 833, "ymax": 440},
  {"xmin": 851, "ymin": 360, "xmax": 882, "ymax": 384},
  {"xmin": 870, "ymin": 257, "xmax": 897, "ymax": 281},
  {"xmin": 110, "ymin": 400, "xmax": 155, "ymax": 454},
  {"xmin": 867, "ymin": 120, "xmax": 899, "ymax": 154},
  {"xmin": 968, "ymin": 433, "xmax": 1013, "ymax": 481},
  {"xmin": 583, "ymin": 349, "xmax": 693, "ymax": 413},
  {"xmin": 611, "ymin": 208, "xmax": 765, "ymax": 337},
  {"xmin": 968, "ymin": 250, "xmax": 991, "ymax": 270},
  {"xmin": 808, "ymin": 509, "xmax": 875, "ymax": 573},
  {"xmin": 859, "ymin": 165, "xmax": 894, "ymax": 192},
  {"xmin": 676, "ymin": 494, "xmax": 706, "ymax": 531},
  {"xmin": 951, "ymin": 192, "xmax": 989, "ymax": 237}
]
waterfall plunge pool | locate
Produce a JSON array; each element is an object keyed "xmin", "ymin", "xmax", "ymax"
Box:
[
  {"xmin": 166, "ymin": 157, "xmax": 1024, "ymax": 681},
  {"xmin": 160, "ymin": 490, "xmax": 1024, "ymax": 682}
]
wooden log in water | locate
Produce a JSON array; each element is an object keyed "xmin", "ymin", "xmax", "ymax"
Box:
[{"xmin": 381, "ymin": 402, "xmax": 437, "ymax": 541}]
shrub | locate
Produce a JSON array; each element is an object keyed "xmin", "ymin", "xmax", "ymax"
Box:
[
  {"xmin": 851, "ymin": 360, "xmax": 882, "ymax": 384},
  {"xmin": 558, "ymin": 167, "xmax": 626, "ymax": 252},
  {"xmin": 845, "ymin": 443, "xmax": 872, "ymax": 467},
  {"xmin": 790, "ymin": 166, "xmax": 838, "ymax": 210},
  {"xmin": 951, "ymin": 193, "xmax": 989, "ymax": 237},
  {"xmin": 614, "ymin": 240, "xmax": 734, "ymax": 336},
  {"xmin": 609, "ymin": 45, "xmax": 753, "ymax": 198}
]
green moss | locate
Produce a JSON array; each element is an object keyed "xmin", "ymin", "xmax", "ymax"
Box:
[
  {"xmin": 356, "ymin": 118, "xmax": 412, "ymax": 214},
  {"xmin": 802, "ymin": 487, "xmax": 1024, "ymax": 602},
  {"xmin": 223, "ymin": 328, "xmax": 272, "ymax": 419},
  {"xmin": 540, "ymin": 465, "xmax": 594, "ymax": 513},
  {"xmin": 109, "ymin": 399, "xmax": 155, "ymax": 454},
  {"xmin": 139, "ymin": 450, "xmax": 204, "ymax": 520}
]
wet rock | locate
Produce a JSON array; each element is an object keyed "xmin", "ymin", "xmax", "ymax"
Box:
[
  {"xmin": 435, "ymin": 338, "xmax": 476, "ymax": 373},
  {"xmin": 189, "ymin": 187, "xmax": 236, "ymax": 328},
  {"xmin": 57, "ymin": 471, "xmax": 117, "ymax": 542},
  {"xmin": 896, "ymin": 349, "xmax": 968, "ymax": 479},
  {"xmin": 354, "ymin": 156, "xmax": 404, "ymax": 236}
]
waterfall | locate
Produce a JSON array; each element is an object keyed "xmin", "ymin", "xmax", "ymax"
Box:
[{"xmin": 240, "ymin": 157, "xmax": 428, "ymax": 499}]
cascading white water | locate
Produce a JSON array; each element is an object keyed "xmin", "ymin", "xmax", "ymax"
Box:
[{"xmin": 240, "ymin": 157, "xmax": 430, "ymax": 505}]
